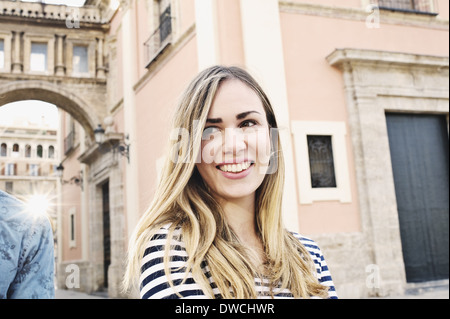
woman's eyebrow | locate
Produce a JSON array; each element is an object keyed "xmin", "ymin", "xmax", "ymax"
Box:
[
  {"xmin": 236, "ymin": 110, "xmax": 261, "ymax": 120},
  {"xmin": 206, "ymin": 117, "xmax": 222, "ymax": 124},
  {"xmin": 206, "ymin": 111, "xmax": 262, "ymax": 123}
]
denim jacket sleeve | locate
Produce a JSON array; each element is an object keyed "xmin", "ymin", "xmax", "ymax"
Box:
[
  {"xmin": 8, "ymin": 216, "xmax": 55, "ymax": 299},
  {"xmin": 0, "ymin": 190, "xmax": 55, "ymax": 299}
]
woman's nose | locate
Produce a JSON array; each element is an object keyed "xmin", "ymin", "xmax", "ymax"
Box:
[{"xmin": 222, "ymin": 128, "xmax": 246, "ymax": 155}]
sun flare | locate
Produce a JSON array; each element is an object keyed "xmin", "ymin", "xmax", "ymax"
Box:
[{"xmin": 26, "ymin": 194, "xmax": 51, "ymax": 216}]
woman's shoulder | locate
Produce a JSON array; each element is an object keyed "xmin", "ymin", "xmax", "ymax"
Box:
[
  {"xmin": 290, "ymin": 231, "xmax": 338, "ymax": 298},
  {"xmin": 140, "ymin": 223, "xmax": 188, "ymax": 284},
  {"xmin": 140, "ymin": 223, "xmax": 207, "ymax": 299},
  {"xmin": 143, "ymin": 223, "xmax": 185, "ymax": 256},
  {"xmin": 289, "ymin": 231, "xmax": 330, "ymax": 266},
  {"xmin": 148, "ymin": 223, "xmax": 183, "ymax": 240},
  {"xmin": 290, "ymin": 232, "xmax": 323, "ymax": 254}
]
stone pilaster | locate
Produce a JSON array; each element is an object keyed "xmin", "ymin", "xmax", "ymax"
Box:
[
  {"xmin": 96, "ymin": 37, "xmax": 106, "ymax": 79},
  {"xmin": 55, "ymin": 34, "xmax": 66, "ymax": 76},
  {"xmin": 11, "ymin": 31, "xmax": 22, "ymax": 74}
]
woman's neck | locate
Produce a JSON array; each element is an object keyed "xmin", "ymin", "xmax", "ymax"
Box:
[
  {"xmin": 220, "ymin": 195, "xmax": 256, "ymax": 239},
  {"xmin": 218, "ymin": 195, "xmax": 266, "ymax": 269}
]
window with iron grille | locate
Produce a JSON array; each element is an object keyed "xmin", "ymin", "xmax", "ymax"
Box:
[
  {"xmin": 64, "ymin": 130, "xmax": 74, "ymax": 155},
  {"xmin": 159, "ymin": 4, "xmax": 172, "ymax": 44},
  {"xmin": 144, "ymin": 1, "xmax": 173, "ymax": 68},
  {"xmin": 376, "ymin": 0, "xmax": 436, "ymax": 14},
  {"xmin": 307, "ymin": 135, "xmax": 337, "ymax": 188}
]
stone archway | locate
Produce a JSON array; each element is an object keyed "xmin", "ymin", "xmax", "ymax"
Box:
[
  {"xmin": 0, "ymin": 80, "xmax": 106, "ymax": 141},
  {"xmin": 0, "ymin": 0, "xmax": 126, "ymax": 298},
  {"xmin": 0, "ymin": 79, "xmax": 126, "ymax": 297}
]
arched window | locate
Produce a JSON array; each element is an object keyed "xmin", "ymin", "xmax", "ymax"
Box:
[
  {"xmin": 0, "ymin": 143, "xmax": 6, "ymax": 157},
  {"xmin": 12, "ymin": 144, "xmax": 19, "ymax": 157},
  {"xmin": 25, "ymin": 145, "xmax": 32, "ymax": 158},
  {"xmin": 48, "ymin": 145, "xmax": 55, "ymax": 159},
  {"xmin": 37, "ymin": 145, "xmax": 43, "ymax": 158}
]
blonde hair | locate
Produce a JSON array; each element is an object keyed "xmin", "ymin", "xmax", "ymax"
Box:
[{"xmin": 123, "ymin": 66, "xmax": 329, "ymax": 298}]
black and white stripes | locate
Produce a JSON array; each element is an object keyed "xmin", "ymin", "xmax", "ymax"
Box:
[{"xmin": 140, "ymin": 225, "xmax": 338, "ymax": 299}]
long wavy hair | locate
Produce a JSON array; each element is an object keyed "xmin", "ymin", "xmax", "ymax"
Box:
[{"xmin": 123, "ymin": 65, "xmax": 329, "ymax": 298}]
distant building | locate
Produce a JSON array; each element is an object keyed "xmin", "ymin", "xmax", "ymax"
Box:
[{"xmin": 0, "ymin": 117, "xmax": 59, "ymax": 223}]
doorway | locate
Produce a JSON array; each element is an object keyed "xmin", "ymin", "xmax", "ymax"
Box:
[
  {"xmin": 102, "ymin": 181, "xmax": 111, "ymax": 288},
  {"xmin": 386, "ymin": 113, "xmax": 449, "ymax": 283}
]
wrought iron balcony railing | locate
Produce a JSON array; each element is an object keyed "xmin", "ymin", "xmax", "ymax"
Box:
[
  {"xmin": 64, "ymin": 130, "xmax": 74, "ymax": 155},
  {"xmin": 144, "ymin": 14, "xmax": 173, "ymax": 68},
  {"xmin": 376, "ymin": 0, "xmax": 438, "ymax": 14}
]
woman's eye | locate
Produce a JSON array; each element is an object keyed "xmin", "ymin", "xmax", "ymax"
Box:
[
  {"xmin": 202, "ymin": 127, "xmax": 220, "ymax": 139},
  {"xmin": 240, "ymin": 120, "xmax": 257, "ymax": 128}
]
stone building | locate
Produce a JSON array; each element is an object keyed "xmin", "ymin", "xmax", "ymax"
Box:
[
  {"xmin": 0, "ymin": 0, "xmax": 448, "ymax": 298},
  {"xmin": 0, "ymin": 0, "xmax": 116, "ymax": 295},
  {"xmin": 0, "ymin": 116, "xmax": 59, "ymax": 223}
]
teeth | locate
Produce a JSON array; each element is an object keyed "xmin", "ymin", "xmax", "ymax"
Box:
[{"xmin": 218, "ymin": 162, "xmax": 251, "ymax": 173}]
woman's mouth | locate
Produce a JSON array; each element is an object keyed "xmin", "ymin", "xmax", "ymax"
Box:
[
  {"xmin": 215, "ymin": 161, "xmax": 254, "ymax": 180},
  {"xmin": 216, "ymin": 161, "xmax": 253, "ymax": 173}
]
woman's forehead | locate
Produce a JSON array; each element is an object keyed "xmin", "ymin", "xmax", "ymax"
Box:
[{"xmin": 208, "ymin": 79, "xmax": 265, "ymax": 118}]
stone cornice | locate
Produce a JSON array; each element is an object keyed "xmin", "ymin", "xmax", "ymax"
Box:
[
  {"xmin": 0, "ymin": 0, "xmax": 110, "ymax": 28},
  {"xmin": 327, "ymin": 48, "xmax": 449, "ymax": 69},
  {"xmin": 279, "ymin": 1, "xmax": 449, "ymax": 30}
]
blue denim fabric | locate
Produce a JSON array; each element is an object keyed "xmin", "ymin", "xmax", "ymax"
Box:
[{"xmin": 0, "ymin": 190, "xmax": 55, "ymax": 299}]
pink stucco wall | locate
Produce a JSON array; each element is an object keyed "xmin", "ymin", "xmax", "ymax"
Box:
[
  {"xmin": 60, "ymin": 113, "xmax": 83, "ymax": 261},
  {"xmin": 279, "ymin": 2, "xmax": 449, "ymax": 233},
  {"xmin": 110, "ymin": 0, "xmax": 449, "ymax": 235},
  {"xmin": 134, "ymin": 36, "xmax": 199, "ymax": 213}
]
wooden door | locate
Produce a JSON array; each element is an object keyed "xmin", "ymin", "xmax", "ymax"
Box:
[{"xmin": 386, "ymin": 113, "xmax": 449, "ymax": 283}]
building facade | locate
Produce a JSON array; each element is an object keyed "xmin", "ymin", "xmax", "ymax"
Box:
[
  {"xmin": 0, "ymin": 0, "xmax": 448, "ymax": 298},
  {"xmin": 0, "ymin": 119, "xmax": 59, "ymax": 223}
]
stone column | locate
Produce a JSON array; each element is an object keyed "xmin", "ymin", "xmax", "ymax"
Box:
[
  {"xmin": 12, "ymin": 31, "xmax": 22, "ymax": 73},
  {"xmin": 107, "ymin": 162, "xmax": 127, "ymax": 298},
  {"xmin": 55, "ymin": 34, "xmax": 65, "ymax": 76},
  {"xmin": 121, "ymin": 3, "xmax": 140, "ymax": 243},
  {"xmin": 96, "ymin": 37, "xmax": 106, "ymax": 79}
]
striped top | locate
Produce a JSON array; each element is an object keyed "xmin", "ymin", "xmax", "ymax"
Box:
[{"xmin": 139, "ymin": 225, "xmax": 338, "ymax": 299}]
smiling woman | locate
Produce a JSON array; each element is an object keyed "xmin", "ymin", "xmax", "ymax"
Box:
[
  {"xmin": 124, "ymin": 65, "xmax": 337, "ymax": 299},
  {"xmin": 196, "ymin": 79, "xmax": 271, "ymax": 204}
]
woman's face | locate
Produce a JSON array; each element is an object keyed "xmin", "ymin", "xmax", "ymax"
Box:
[{"xmin": 196, "ymin": 79, "xmax": 271, "ymax": 202}]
